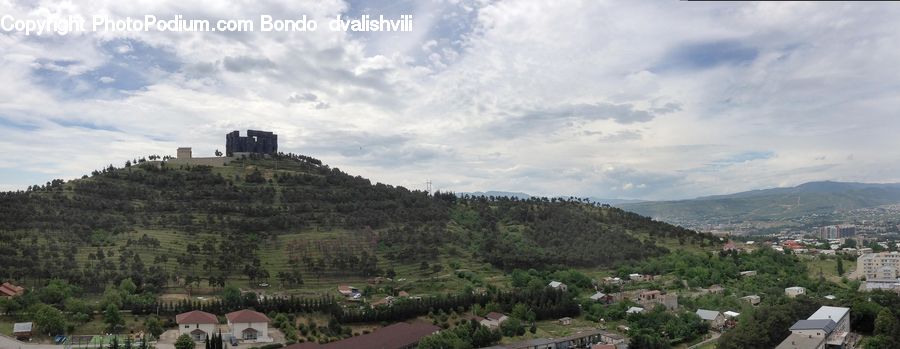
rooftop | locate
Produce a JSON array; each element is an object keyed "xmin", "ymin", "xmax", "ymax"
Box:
[
  {"xmin": 226, "ymin": 309, "xmax": 270, "ymax": 324},
  {"xmin": 808, "ymin": 306, "xmax": 850, "ymax": 322},
  {"xmin": 176, "ymin": 310, "xmax": 218, "ymax": 324},
  {"xmin": 696, "ymin": 309, "xmax": 721, "ymax": 321},
  {"xmin": 790, "ymin": 319, "xmax": 837, "ymax": 333},
  {"xmin": 775, "ymin": 333, "xmax": 826, "ymax": 349}
]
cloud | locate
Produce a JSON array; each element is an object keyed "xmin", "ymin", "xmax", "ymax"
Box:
[
  {"xmin": 2, "ymin": 1, "xmax": 900, "ymax": 201},
  {"xmin": 222, "ymin": 55, "xmax": 275, "ymax": 73}
]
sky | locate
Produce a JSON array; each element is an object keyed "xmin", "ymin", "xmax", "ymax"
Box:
[{"xmin": 1, "ymin": 1, "xmax": 900, "ymax": 200}]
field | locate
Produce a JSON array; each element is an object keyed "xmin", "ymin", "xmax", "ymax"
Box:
[{"xmin": 802, "ymin": 256, "xmax": 856, "ymax": 284}]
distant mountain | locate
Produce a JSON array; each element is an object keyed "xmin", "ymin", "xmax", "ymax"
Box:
[
  {"xmin": 620, "ymin": 181, "xmax": 900, "ymax": 223},
  {"xmin": 590, "ymin": 197, "xmax": 646, "ymax": 205}
]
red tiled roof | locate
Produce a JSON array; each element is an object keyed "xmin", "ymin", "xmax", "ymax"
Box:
[
  {"xmin": 485, "ymin": 312, "xmax": 505, "ymax": 321},
  {"xmin": 176, "ymin": 310, "xmax": 218, "ymax": 324},
  {"xmin": 0, "ymin": 287, "xmax": 16, "ymax": 297},
  {"xmin": 283, "ymin": 322, "xmax": 440, "ymax": 349},
  {"xmin": 0, "ymin": 282, "xmax": 24, "ymax": 297},
  {"xmin": 226, "ymin": 309, "xmax": 270, "ymax": 323}
]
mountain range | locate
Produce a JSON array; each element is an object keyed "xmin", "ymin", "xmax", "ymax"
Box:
[{"xmin": 619, "ymin": 181, "xmax": 900, "ymax": 223}]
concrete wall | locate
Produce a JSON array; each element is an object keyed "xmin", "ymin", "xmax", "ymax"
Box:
[{"xmin": 166, "ymin": 157, "xmax": 234, "ymax": 167}]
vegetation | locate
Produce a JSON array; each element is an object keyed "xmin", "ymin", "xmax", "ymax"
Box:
[{"xmin": 0, "ymin": 153, "xmax": 710, "ymax": 296}]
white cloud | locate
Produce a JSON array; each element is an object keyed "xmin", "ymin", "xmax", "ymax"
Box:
[{"xmin": 1, "ymin": 1, "xmax": 900, "ymax": 200}]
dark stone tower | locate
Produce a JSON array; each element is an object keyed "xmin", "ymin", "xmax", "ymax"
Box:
[{"xmin": 226, "ymin": 130, "xmax": 278, "ymax": 156}]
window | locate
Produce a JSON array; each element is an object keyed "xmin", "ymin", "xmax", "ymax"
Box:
[{"xmin": 184, "ymin": 325, "xmax": 190, "ymax": 329}]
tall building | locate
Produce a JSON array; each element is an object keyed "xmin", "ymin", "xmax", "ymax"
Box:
[
  {"xmin": 817, "ymin": 225, "xmax": 856, "ymax": 240},
  {"xmin": 838, "ymin": 225, "xmax": 856, "ymax": 238},
  {"xmin": 818, "ymin": 226, "xmax": 839, "ymax": 240}
]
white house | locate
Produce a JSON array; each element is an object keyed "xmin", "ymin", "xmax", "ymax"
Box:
[
  {"xmin": 548, "ymin": 281, "xmax": 568, "ymax": 292},
  {"xmin": 478, "ymin": 312, "xmax": 509, "ymax": 329},
  {"xmin": 176, "ymin": 310, "xmax": 218, "ymax": 341},
  {"xmin": 226, "ymin": 309, "xmax": 271, "ymax": 342},
  {"xmin": 776, "ymin": 306, "xmax": 851, "ymax": 349},
  {"xmin": 785, "ymin": 286, "xmax": 807, "ymax": 298}
]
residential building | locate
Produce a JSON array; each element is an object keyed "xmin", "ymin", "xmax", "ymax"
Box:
[
  {"xmin": 558, "ymin": 317, "xmax": 573, "ymax": 326},
  {"xmin": 176, "ymin": 310, "xmax": 218, "ymax": 341},
  {"xmin": 478, "ymin": 312, "xmax": 509, "ymax": 329},
  {"xmin": 785, "ymin": 286, "xmax": 806, "ymax": 298},
  {"xmin": 636, "ymin": 290, "xmax": 678, "ymax": 310},
  {"xmin": 858, "ymin": 252, "xmax": 900, "ymax": 290},
  {"xmin": 775, "ymin": 306, "xmax": 850, "ymax": 349},
  {"xmin": 226, "ymin": 309, "xmax": 271, "ymax": 342},
  {"xmin": 548, "ymin": 281, "xmax": 568, "ymax": 292},
  {"xmin": 723, "ymin": 240, "xmax": 737, "ymax": 251},
  {"xmin": 284, "ymin": 322, "xmax": 439, "ymax": 349},
  {"xmin": 337, "ymin": 285, "xmax": 359, "ymax": 297},
  {"xmin": 590, "ymin": 291, "xmax": 613, "ymax": 303},
  {"xmin": 696, "ymin": 309, "xmax": 725, "ymax": 329},
  {"xmin": 740, "ymin": 295, "xmax": 761, "ymax": 306},
  {"xmin": 0, "ymin": 282, "xmax": 24, "ymax": 298}
]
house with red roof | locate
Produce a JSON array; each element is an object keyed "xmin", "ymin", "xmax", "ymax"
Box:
[
  {"xmin": 0, "ymin": 282, "xmax": 24, "ymax": 298},
  {"xmin": 176, "ymin": 310, "xmax": 218, "ymax": 341},
  {"xmin": 226, "ymin": 309, "xmax": 271, "ymax": 342}
]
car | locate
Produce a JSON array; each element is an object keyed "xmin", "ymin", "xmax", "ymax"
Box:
[
  {"xmin": 258, "ymin": 282, "xmax": 270, "ymax": 287},
  {"xmin": 230, "ymin": 336, "xmax": 238, "ymax": 346}
]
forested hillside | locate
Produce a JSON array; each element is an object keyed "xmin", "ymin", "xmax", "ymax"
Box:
[{"xmin": 0, "ymin": 153, "xmax": 715, "ymax": 294}]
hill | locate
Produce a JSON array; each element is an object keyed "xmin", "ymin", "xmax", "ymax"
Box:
[
  {"xmin": 620, "ymin": 181, "xmax": 900, "ymax": 224},
  {"xmin": 0, "ymin": 153, "xmax": 713, "ymax": 296}
]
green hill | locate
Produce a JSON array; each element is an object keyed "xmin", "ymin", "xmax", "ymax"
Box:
[
  {"xmin": 621, "ymin": 181, "xmax": 900, "ymax": 224},
  {"xmin": 0, "ymin": 153, "xmax": 713, "ymax": 296}
]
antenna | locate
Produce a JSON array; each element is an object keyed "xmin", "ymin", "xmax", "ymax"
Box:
[{"xmin": 426, "ymin": 180, "xmax": 432, "ymax": 194}]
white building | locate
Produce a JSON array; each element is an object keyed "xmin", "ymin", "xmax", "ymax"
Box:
[
  {"xmin": 776, "ymin": 306, "xmax": 850, "ymax": 349},
  {"xmin": 858, "ymin": 252, "xmax": 900, "ymax": 290},
  {"xmin": 176, "ymin": 310, "xmax": 218, "ymax": 341},
  {"xmin": 785, "ymin": 286, "xmax": 806, "ymax": 298},
  {"xmin": 548, "ymin": 281, "xmax": 568, "ymax": 292},
  {"xmin": 226, "ymin": 309, "xmax": 271, "ymax": 342}
]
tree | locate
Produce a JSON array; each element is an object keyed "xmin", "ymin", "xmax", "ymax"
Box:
[
  {"xmin": 215, "ymin": 149, "xmax": 223, "ymax": 157},
  {"xmin": 145, "ymin": 315, "xmax": 164, "ymax": 338},
  {"xmin": 119, "ymin": 278, "xmax": 138, "ymax": 295},
  {"xmin": 873, "ymin": 309, "xmax": 898, "ymax": 341},
  {"xmin": 222, "ymin": 285, "xmax": 242, "ymax": 306},
  {"xmin": 175, "ymin": 334, "xmax": 196, "ymax": 349},
  {"xmin": 105, "ymin": 304, "xmax": 125, "ymax": 333},
  {"xmin": 837, "ymin": 258, "xmax": 845, "ymax": 276},
  {"xmin": 33, "ymin": 304, "xmax": 66, "ymax": 335}
]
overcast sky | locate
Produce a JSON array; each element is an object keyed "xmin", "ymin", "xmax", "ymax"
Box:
[{"xmin": 1, "ymin": 1, "xmax": 900, "ymax": 200}]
